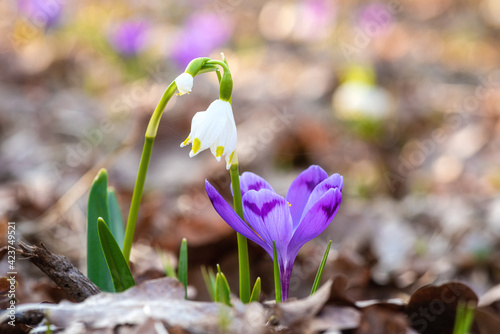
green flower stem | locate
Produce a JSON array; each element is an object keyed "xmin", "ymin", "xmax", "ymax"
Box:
[
  {"xmin": 206, "ymin": 60, "xmax": 229, "ymax": 73},
  {"xmin": 122, "ymin": 81, "xmax": 177, "ymax": 263},
  {"xmin": 208, "ymin": 59, "xmax": 232, "ymax": 103},
  {"xmin": 230, "ymin": 162, "xmax": 251, "ymax": 304},
  {"xmin": 145, "ymin": 81, "xmax": 177, "ymax": 138}
]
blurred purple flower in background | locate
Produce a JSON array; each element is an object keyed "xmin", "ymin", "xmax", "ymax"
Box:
[
  {"xmin": 205, "ymin": 166, "xmax": 343, "ymax": 301},
  {"xmin": 18, "ymin": 0, "xmax": 63, "ymax": 28},
  {"xmin": 109, "ymin": 20, "xmax": 150, "ymax": 57},
  {"xmin": 171, "ymin": 12, "xmax": 232, "ymax": 69},
  {"xmin": 357, "ymin": 3, "xmax": 393, "ymax": 33},
  {"xmin": 296, "ymin": 0, "xmax": 337, "ymax": 40}
]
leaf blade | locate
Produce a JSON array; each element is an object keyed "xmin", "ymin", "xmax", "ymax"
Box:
[
  {"xmin": 215, "ymin": 267, "xmax": 232, "ymax": 307},
  {"xmin": 158, "ymin": 249, "xmax": 177, "ymax": 278},
  {"xmin": 311, "ymin": 240, "xmax": 332, "ymax": 295},
  {"xmin": 178, "ymin": 238, "xmax": 188, "ymax": 299},
  {"xmin": 273, "ymin": 241, "xmax": 282, "ymax": 303},
  {"xmin": 97, "ymin": 218, "xmax": 135, "ymax": 292},
  {"xmin": 250, "ymin": 277, "xmax": 261, "ymax": 303},
  {"xmin": 201, "ymin": 266, "xmax": 216, "ymax": 301},
  {"xmin": 107, "ymin": 188, "xmax": 125, "ymax": 249},
  {"xmin": 87, "ymin": 169, "xmax": 113, "ymax": 292}
]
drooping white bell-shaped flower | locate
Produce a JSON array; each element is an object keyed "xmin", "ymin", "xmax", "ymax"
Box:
[
  {"xmin": 181, "ymin": 99, "xmax": 237, "ymax": 169},
  {"xmin": 175, "ymin": 73, "xmax": 194, "ymax": 95}
]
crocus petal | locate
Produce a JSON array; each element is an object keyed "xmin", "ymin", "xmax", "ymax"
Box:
[
  {"xmin": 299, "ymin": 173, "xmax": 343, "ymax": 225},
  {"xmin": 286, "ymin": 165, "xmax": 328, "ymax": 229},
  {"xmin": 205, "ymin": 181, "xmax": 270, "ymax": 254},
  {"xmin": 175, "ymin": 72, "xmax": 194, "ymax": 95},
  {"xmin": 288, "ymin": 188, "xmax": 342, "ymax": 261},
  {"xmin": 237, "ymin": 172, "xmax": 274, "ymax": 198},
  {"xmin": 242, "ymin": 189, "xmax": 293, "ymax": 257}
]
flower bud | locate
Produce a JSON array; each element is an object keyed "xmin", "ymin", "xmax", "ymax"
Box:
[{"xmin": 174, "ymin": 73, "xmax": 194, "ymax": 95}]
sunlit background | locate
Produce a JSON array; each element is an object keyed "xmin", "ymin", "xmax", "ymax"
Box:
[{"xmin": 2, "ymin": 0, "xmax": 500, "ymax": 302}]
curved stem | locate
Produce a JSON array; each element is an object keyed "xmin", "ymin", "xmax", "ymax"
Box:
[
  {"xmin": 146, "ymin": 81, "xmax": 177, "ymax": 138},
  {"xmin": 122, "ymin": 81, "xmax": 177, "ymax": 263},
  {"xmin": 206, "ymin": 60, "xmax": 230, "ymax": 73}
]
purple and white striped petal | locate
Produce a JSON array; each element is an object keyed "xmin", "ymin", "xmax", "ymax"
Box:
[
  {"xmin": 239, "ymin": 172, "xmax": 274, "ymax": 198},
  {"xmin": 242, "ymin": 189, "xmax": 293, "ymax": 257},
  {"xmin": 288, "ymin": 188, "xmax": 342, "ymax": 261},
  {"xmin": 205, "ymin": 181, "xmax": 270, "ymax": 253},
  {"xmin": 286, "ymin": 165, "xmax": 328, "ymax": 229},
  {"xmin": 299, "ymin": 173, "xmax": 343, "ymax": 226}
]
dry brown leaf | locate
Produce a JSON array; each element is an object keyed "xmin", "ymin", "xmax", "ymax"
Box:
[
  {"xmin": 357, "ymin": 304, "xmax": 409, "ymax": 334},
  {"xmin": 310, "ymin": 305, "xmax": 361, "ymax": 332},
  {"xmin": 273, "ymin": 279, "xmax": 333, "ymax": 327},
  {"xmin": 29, "ymin": 277, "xmax": 266, "ymax": 334},
  {"xmin": 474, "ymin": 307, "xmax": 500, "ymax": 334},
  {"xmin": 406, "ymin": 282, "xmax": 478, "ymax": 334}
]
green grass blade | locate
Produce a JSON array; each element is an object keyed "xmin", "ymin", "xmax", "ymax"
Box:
[
  {"xmin": 453, "ymin": 301, "xmax": 475, "ymax": 334},
  {"xmin": 462, "ymin": 304, "xmax": 474, "ymax": 334},
  {"xmin": 310, "ymin": 240, "xmax": 332, "ymax": 295},
  {"xmin": 201, "ymin": 266, "xmax": 216, "ymax": 301},
  {"xmin": 178, "ymin": 238, "xmax": 188, "ymax": 299},
  {"xmin": 87, "ymin": 169, "xmax": 113, "ymax": 292},
  {"xmin": 107, "ymin": 188, "xmax": 125, "ymax": 249},
  {"xmin": 273, "ymin": 241, "xmax": 282, "ymax": 303},
  {"xmin": 97, "ymin": 218, "xmax": 135, "ymax": 292},
  {"xmin": 158, "ymin": 249, "xmax": 177, "ymax": 278},
  {"xmin": 215, "ymin": 268, "xmax": 232, "ymax": 306},
  {"xmin": 250, "ymin": 277, "xmax": 261, "ymax": 303}
]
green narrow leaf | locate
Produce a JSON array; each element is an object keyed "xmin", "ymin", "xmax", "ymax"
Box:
[
  {"xmin": 201, "ymin": 266, "xmax": 216, "ymax": 301},
  {"xmin": 178, "ymin": 238, "xmax": 188, "ymax": 299},
  {"xmin": 311, "ymin": 240, "xmax": 332, "ymax": 295},
  {"xmin": 462, "ymin": 303, "xmax": 475, "ymax": 334},
  {"xmin": 453, "ymin": 301, "xmax": 475, "ymax": 334},
  {"xmin": 87, "ymin": 169, "xmax": 113, "ymax": 292},
  {"xmin": 107, "ymin": 188, "xmax": 125, "ymax": 249},
  {"xmin": 273, "ymin": 241, "xmax": 282, "ymax": 303},
  {"xmin": 249, "ymin": 277, "xmax": 261, "ymax": 303},
  {"xmin": 158, "ymin": 249, "xmax": 177, "ymax": 278},
  {"xmin": 214, "ymin": 265, "xmax": 231, "ymax": 306},
  {"xmin": 453, "ymin": 303, "xmax": 464, "ymax": 334},
  {"xmin": 97, "ymin": 218, "xmax": 135, "ymax": 292}
]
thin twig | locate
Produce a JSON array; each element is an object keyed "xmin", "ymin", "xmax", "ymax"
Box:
[{"xmin": 17, "ymin": 241, "xmax": 100, "ymax": 302}]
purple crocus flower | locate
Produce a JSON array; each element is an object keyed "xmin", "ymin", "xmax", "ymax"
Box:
[
  {"xmin": 205, "ymin": 165, "xmax": 343, "ymax": 301},
  {"xmin": 171, "ymin": 12, "xmax": 232, "ymax": 69},
  {"xmin": 18, "ymin": 0, "xmax": 63, "ymax": 29},
  {"xmin": 357, "ymin": 3, "xmax": 393, "ymax": 33},
  {"xmin": 109, "ymin": 20, "xmax": 149, "ymax": 57}
]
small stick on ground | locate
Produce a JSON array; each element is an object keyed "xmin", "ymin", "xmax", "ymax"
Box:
[{"xmin": 17, "ymin": 241, "xmax": 101, "ymax": 302}]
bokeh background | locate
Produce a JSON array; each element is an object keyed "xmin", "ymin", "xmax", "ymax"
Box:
[{"xmin": 1, "ymin": 0, "xmax": 500, "ymax": 304}]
